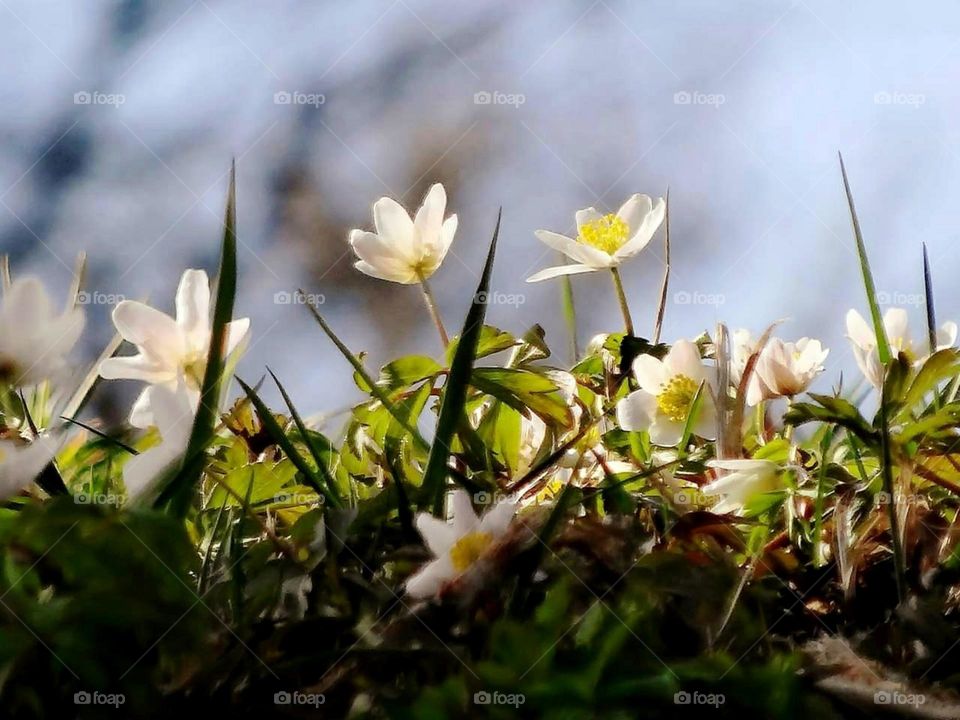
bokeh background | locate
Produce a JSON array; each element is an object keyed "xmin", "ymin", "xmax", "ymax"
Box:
[{"xmin": 3, "ymin": 0, "xmax": 959, "ymax": 424}]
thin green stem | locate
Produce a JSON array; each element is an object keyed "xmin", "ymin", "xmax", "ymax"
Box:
[
  {"xmin": 417, "ymin": 272, "xmax": 449, "ymax": 348},
  {"xmin": 609, "ymin": 267, "xmax": 634, "ymax": 337}
]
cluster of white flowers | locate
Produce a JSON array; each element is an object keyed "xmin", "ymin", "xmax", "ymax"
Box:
[{"xmin": 1, "ymin": 182, "xmax": 953, "ymax": 602}]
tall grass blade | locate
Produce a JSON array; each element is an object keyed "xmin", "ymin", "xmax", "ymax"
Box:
[{"xmin": 423, "ymin": 209, "xmax": 501, "ymax": 514}]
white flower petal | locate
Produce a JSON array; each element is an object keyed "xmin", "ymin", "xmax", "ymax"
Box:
[
  {"xmin": 884, "ymin": 308, "xmax": 909, "ymax": 344},
  {"xmin": 413, "ymin": 183, "xmax": 447, "ymax": 254},
  {"xmin": 533, "ymin": 230, "xmax": 611, "ymax": 267},
  {"xmin": 574, "ymin": 207, "xmax": 603, "ymax": 234},
  {"xmin": 372, "ymin": 196, "xmax": 415, "ymax": 252},
  {"xmin": 415, "ymin": 513, "xmax": 460, "ymax": 557},
  {"xmin": 449, "ymin": 489, "xmax": 480, "ymax": 535},
  {"xmin": 526, "ymin": 264, "xmax": 597, "ymax": 283},
  {"xmin": 845, "ymin": 309, "xmax": 875, "ymax": 349},
  {"xmin": 616, "ymin": 390, "xmax": 657, "ymax": 432},
  {"xmin": 353, "ymin": 259, "xmax": 418, "ymax": 285},
  {"xmin": 632, "ymin": 355, "xmax": 668, "ymax": 394},
  {"xmin": 405, "ymin": 554, "xmax": 454, "ymax": 600},
  {"xmin": 111, "ymin": 301, "xmax": 185, "ymax": 364},
  {"xmin": 99, "ymin": 354, "xmax": 172, "ymax": 384},
  {"xmin": 175, "ymin": 269, "xmax": 210, "ymax": 350},
  {"xmin": 614, "ymin": 195, "xmax": 665, "ymax": 260},
  {"xmin": 224, "ymin": 317, "xmax": 251, "ymax": 356},
  {"xmin": 478, "ymin": 499, "xmax": 517, "ymax": 537},
  {"xmin": 648, "ymin": 417, "xmax": 684, "ymax": 447}
]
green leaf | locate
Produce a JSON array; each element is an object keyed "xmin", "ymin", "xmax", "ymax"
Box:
[
  {"xmin": 899, "ymin": 348, "xmax": 960, "ymax": 420},
  {"xmin": 784, "ymin": 393, "xmax": 877, "ymax": 444},
  {"xmin": 839, "ymin": 152, "xmax": 891, "ymax": 364},
  {"xmin": 423, "ymin": 210, "xmax": 501, "ymax": 514},
  {"xmin": 157, "ymin": 162, "xmax": 238, "ymax": 516},
  {"xmin": 376, "ymin": 355, "xmax": 443, "ymax": 390},
  {"xmin": 470, "ymin": 367, "xmax": 573, "ymax": 427},
  {"xmin": 445, "ymin": 324, "xmax": 517, "ymax": 365}
]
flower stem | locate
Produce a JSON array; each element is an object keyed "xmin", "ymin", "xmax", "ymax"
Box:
[
  {"xmin": 610, "ymin": 267, "xmax": 634, "ymax": 337},
  {"xmin": 417, "ymin": 272, "xmax": 449, "ymax": 348}
]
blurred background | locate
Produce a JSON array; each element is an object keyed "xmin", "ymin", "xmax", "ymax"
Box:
[{"xmin": 3, "ymin": 0, "xmax": 959, "ymax": 424}]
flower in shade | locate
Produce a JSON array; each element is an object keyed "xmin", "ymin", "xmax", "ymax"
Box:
[
  {"xmin": 746, "ymin": 337, "xmax": 828, "ymax": 406},
  {"xmin": 349, "ymin": 183, "xmax": 458, "ymax": 284},
  {"xmin": 99, "ymin": 269, "xmax": 250, "ymax": 428},
  {"xmin": 406, "ymin": 489, "xmax": 517, "ymax": 600},
  {"xmin": 0, "ymin": 434, "xmax": 61, "ymax": 500},
  {"xmin": 526, "ymin": 194, "xmax": 665, "ymax": 282},
  {"xmin": 703, "ymin": 459, "xmax": 782, "ymax": 515},
  {"xmin": 0, "ymin": 276, "xmax": 85, "ymax": 387},
  {"xmin": 846, "ymin": 308, "xmax": 957, "ymax": 389},
  {"xmin": 616, "ymin": 339, "xmax": 717, "ymax": 446},
  {"xmin": 121, "ymin": 382, "xmax": 194, "ymax": 501}
]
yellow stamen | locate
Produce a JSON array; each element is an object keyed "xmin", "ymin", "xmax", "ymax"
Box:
[
  {"xmin": 656, "ymin": 374, "xmax": 699, "ymax": 423},
  {"xmin": 578, "ymin": 214, "xmax": 630, "ymax": 254},
  {"xmin": 449, "ymin": 531, "xmax": 493, "ymax": 572}
]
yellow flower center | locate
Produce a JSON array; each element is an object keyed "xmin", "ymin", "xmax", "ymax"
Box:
[
  {"xmin": 578, "ymin": 214, "xmax": 629, "ymax": 254},
  {"xmin": 449, "ymin": 531, "xmax": 493, "ymax": 572},
  {"xmin": 656, "ymin": 374, "xmax": 699, "ymax": 423}
]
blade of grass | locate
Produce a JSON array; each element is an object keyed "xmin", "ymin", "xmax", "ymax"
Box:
[
  {"xmin": 236, "ymin": 376, "xmax": 342, "ymax": 509},
  {"xmin": 879, "ymin": 378, "xmax": 905, "ymax": 603},
  {"xmin": 158, "ymin": 161, "xmax": 238, "ymax": 516},
  {"xmin": 423, "ymin": 209, "xmax": 501, "ymax": 515},
  {"xmin": 839, "ymin": 152, "xmax": 891, "ymax": 364},
  {"xmin": 560, "ymin": 262, "xmax": 578, "ymax": 364},
  {"xmin": 923, "ymin": 243, "xmax": 937, "ymax": 354},
  {"xmin": 267, "ymin": 367, "xmax": 341, "ymax": 507},
  {"xmin": 300, "ymin": 293, "xmax": 429, "ymax": 454},
  {"xmin": 653, "ymin": 188, "xmax": 670, "ymax": 344},
  {"xmin": 60, "ymin": 415, "xmax": 139, "ymax": 455}
]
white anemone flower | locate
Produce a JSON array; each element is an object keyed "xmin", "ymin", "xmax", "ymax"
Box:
[
  {"xmin": 703, "ymin": 459, "xmax": 781, "ymax": 515},
  {"xmin": 616, "ymin": 340, "xmax": 717, "ymax": 446},
  {"xmin": 122, "ymin": 382, "xmax": 194, "ymax": 501},
  {"xmin": 0, "ymin": 276, "xmax": 85, "ymax": 387},
  {"xmin": 348, "ymin": 183, "xmax": 457, "ymax": 284},
  {"xmin": 406, "ymin": 489, "xmax": 517, "ymax": 600},
  {"xmin": 99, "ymin": 269, "xmax": 250, "ymax": 428},
  {"xmin": 0, "ymin": 434, "xmax": 61, "ymax": 500},
  {"xmin": 846, "ymin": 308, "xmax": 957, "ymax": 389},
  {"xmin": 526, "ymin": 194, "xmax": 665, "ymax": 282},
  {"xmin": 746, "ymin": 337, "xmax": 828, "ymax": 406}
]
